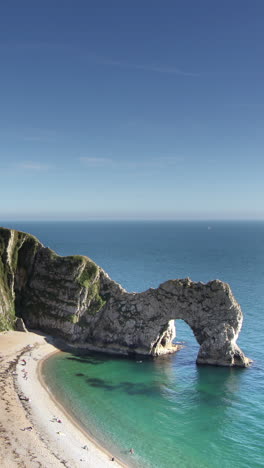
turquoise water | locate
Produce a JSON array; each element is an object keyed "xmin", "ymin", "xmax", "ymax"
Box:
[{"xmin": 4, "ymin": 221, "xmax": 264, "ymax": 467}]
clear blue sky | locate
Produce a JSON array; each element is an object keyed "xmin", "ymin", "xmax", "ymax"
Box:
[{"xmin": 1, "ymin": 1, "xmax": 263, "ymax": 220}]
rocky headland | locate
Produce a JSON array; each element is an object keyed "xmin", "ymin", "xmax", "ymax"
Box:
[{"xmin": 0, "ymin": 227, "xmax": 251, "ymax": 367}]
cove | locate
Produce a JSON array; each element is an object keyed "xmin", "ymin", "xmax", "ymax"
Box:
[
  {"xmin": 5, "ymin": 220, "xmax": 264, "ymax": 468},
  {"xmin": 42, "ymin": 320, "xmax": 263, "ymax": 468}
]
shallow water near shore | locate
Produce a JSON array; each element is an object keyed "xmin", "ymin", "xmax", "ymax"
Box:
[{"xmin": 4, "ymin": 220, "xmax": 264, "ymax": 467}]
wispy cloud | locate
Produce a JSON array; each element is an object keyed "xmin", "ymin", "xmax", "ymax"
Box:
[
  {"xmin": 79, "ymin": 155, "xmax": 184, "ymax": 170},
  {"xmin": 18, "ymin": 162, "xmax": 51, "ymax": 171},
  {"xmin": 97, "ymin": 58, "xmax": 199, "ymax": 77},
  {"xmin": 122, "ymin": 156, "xmax": 185, "ymax": 169},
  {"xmin": 1, "ymin": 127, "xmax": 57, "ymax": 143},
  {"xmin": 22, "ymin": 128, "xmax": 57, "ymax": 143},
  {"xmin": 0, "ymin": 43, "xmax": 199, "ymax": 77},
  {"xmin": 153, "ymin": 156, "xmax": 184, "ymax": 164},
  {"xmin": 80, "ymin": 157, "xmax": 113, "ymax": 167}
]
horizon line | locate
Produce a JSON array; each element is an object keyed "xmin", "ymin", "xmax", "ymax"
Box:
[{"xmin": 1, "ymin": 218, "xmax": 264, "ymax": 223}]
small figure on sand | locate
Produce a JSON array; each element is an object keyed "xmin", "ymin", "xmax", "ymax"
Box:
[
  {"xmin": 51, "ymin": 416, "xmax": 62, "ymax": 423},
  {"xmin": 18, "ymin": 394, "xmax": 29, "ymax": 401},
  {"xmin": 129, "ymin": 448, "xmax": 134, "ymax": 455},
  {"xmin": 21, "ymin": 359, "xmax": 26, "ymax": 366}
]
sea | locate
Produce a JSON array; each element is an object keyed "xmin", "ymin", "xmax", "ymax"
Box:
[{"xmin": 3, "ymin": 220, "xmax": 264, "ymax": 468}]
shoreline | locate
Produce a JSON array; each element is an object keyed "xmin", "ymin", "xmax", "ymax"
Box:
[
  {"xmin": 0, "ymin": 330, "xmax": 129, "ymax": 468},
  {"xmin": 38, "ymin": 351, "xmax": 130, "ymax": 468}
]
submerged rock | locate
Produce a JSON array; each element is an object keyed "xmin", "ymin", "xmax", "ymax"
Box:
[{"xmin": 0, "ymin": 227, "xmax": 251, "ymax": 367}]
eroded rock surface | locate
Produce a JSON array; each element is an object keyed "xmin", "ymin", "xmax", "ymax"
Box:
[{"xmin": 0, "ymin": 227, "xmax": 251, "ymax": 367}]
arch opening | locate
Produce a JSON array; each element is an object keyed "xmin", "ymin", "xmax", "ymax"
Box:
[
  {"xmin": 153, "ymin": 319, "xmax": 199, "ymax": 357},
  {"xmin": 173, "ymin": 319, "xmax": 199, "ymax": 348}
]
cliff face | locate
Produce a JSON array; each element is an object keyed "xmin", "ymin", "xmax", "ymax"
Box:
[{"xmin": 0, "ymin": 227, "xmax": 251, "ymax": 367}]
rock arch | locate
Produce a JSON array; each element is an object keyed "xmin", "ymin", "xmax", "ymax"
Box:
[
  {"xmin": 87, "ymin": 274, "xmax": 250, "ymax": 367},
  {"xmin": 0, "ymin": 227, "xmax": 250, "ymax": 367}
]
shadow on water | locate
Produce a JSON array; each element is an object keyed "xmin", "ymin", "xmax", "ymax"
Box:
[
  {"xmin": 84, "ymin": 376, "xmax": 163, "ymax": 396},
  {"xmin": 41, "ymin": 330, "xmax": 249, "ymax": 404},
  {"xmin": 64, "ymin": 347, "xmax": 154, "ymax": 365}
]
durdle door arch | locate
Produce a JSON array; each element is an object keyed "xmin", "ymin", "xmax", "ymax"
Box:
[
  {"xmin": 94, "ymin": 275, "xmax": 251, "ymax": 367},
  {"xmin": 0, "ymin": 227, "xmax": 251, "ymax": 367}
]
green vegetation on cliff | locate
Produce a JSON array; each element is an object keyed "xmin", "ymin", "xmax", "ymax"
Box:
[
  {"xmin": 0, "ymin": 227, "xmax": 106, "ymax": 333},
  {"xmin": 76, "ymin": 256, "xmax": 106, "ymax": 315},
  {"xmin": 0, "ymin": 228, "xmax": 15, "ymax": 330},
  {"xmin": 77, "ymin": 260, "xmax": 98, "ymax": 288},
  {"xmin": 0, "ymin": 307, "xmax": 16, "ymax": 331},
  {"xmin": 0, "ymin": 227, "xmax": 42, "ymax": 331}
]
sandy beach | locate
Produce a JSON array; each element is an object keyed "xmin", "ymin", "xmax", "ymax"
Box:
[{"xmin": 0, "ymin": 330, "xmax": 127, "ymax": 468}]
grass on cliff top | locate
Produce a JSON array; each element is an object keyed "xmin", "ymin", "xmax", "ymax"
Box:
[
  {"xmin": 78, "ymin": 261, "xmax": 98, "ymax": 288},
  {"xmin": 0, "ymin": 228, "xmax": 41, "ymax": 274},
  {"xmin": 46, "ymin": 251, "xmax": 99, "ymax": 288},
  {"xmin": 46, "ymin": 251, "xmax": 98, "ymax": 283},
  {"xmin": 0, "ymin": 227, "xmax": 40, "ymax": 250}
]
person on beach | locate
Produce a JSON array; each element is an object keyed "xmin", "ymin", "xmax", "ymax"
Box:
[
  {"xmin": 19, "ymin": 395, "xmax": 29, "ymax": 401},
  {"xmin": 51, "ymin": 416, "xmax": 62, "ymax": 423},
  {"xmin": 129, "ymin": 448, "xmax": 134, "ymax": 454}
]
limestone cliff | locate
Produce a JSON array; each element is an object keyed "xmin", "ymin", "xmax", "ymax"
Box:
[{"xmin": 0, "ymin": 227, "xmax": 251, "ymax": 367}]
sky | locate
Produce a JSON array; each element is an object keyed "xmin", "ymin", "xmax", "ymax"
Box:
[{"xmin": 0, "ymin": 0, "xmax": 264, "ymax": 220}]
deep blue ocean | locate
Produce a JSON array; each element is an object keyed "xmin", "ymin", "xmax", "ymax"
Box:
[{"xmin": 3, "ymin": 221, "xmax": 264, "ymax": 467}]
